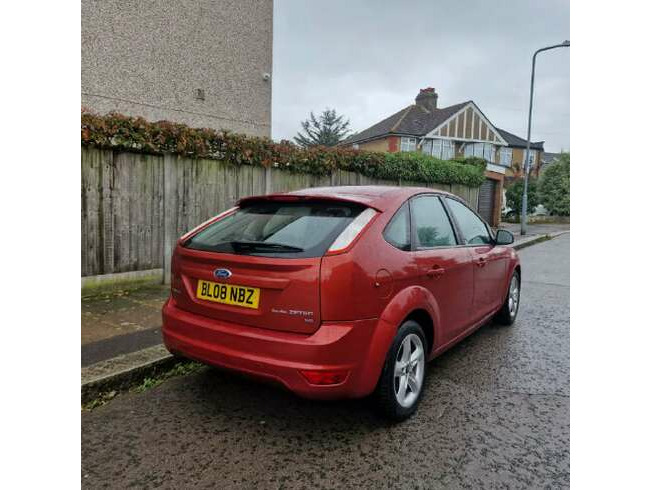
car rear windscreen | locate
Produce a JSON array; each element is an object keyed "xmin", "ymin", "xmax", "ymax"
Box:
[{"xmin": 184, "ymin": 200, "xmax": 365, "ymax": 258}]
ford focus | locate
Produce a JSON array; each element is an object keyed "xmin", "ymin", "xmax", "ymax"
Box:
[{"xmin": 162, "ymin": 186, "xmax": 520, "ymax": 420}]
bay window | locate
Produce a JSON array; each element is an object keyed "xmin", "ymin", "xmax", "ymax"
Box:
[
  {"xmin": 464, "ymin": 142, "xmax": 495, "ymax": 163},
  {"xmin": 400, "ymin": 137, "xmax": 417, "ymax": 152},
  {"xmin": 427, "ymin": 139, "xmax": 454, "ymax": 160},
  {"xmin": 442, "ymin": 140, "xmax": 455, "ymax": 160},
  {"xmin": 432, "ymin": 139, "xmax": 442, "ymax": 157}
]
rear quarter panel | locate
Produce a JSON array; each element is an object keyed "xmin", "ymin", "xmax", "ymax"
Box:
[{"xmin": 320, "ymin": 206, "xmax": 418, "ymax": 321}]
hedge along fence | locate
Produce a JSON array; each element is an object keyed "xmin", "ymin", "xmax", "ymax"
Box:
[
  {"xmin": 81, "ymin": 113, "xmax": 484, "ymax": 282},
  {"xmin": 81, "ymin": 112, "xmax": 486, "ymax": 187}
]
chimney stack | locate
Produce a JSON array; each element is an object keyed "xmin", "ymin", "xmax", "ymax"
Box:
[{"xmin": 415, "ymin": 87, "xmax": 438, "ymax": 111}]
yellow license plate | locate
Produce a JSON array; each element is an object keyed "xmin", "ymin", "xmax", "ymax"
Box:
[{"xmin": 196, "ymin": 279, "xmax": 260, "ymax": 309}]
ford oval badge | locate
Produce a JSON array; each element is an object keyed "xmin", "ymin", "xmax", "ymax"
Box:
[{"xmin": 214, "ymin": 268, "xmax": 232, "ymax": 279}]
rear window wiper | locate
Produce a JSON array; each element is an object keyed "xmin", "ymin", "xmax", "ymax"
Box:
[{"xmin": 230, "ymin": 241, "xmax": 304, "ymax": 253}]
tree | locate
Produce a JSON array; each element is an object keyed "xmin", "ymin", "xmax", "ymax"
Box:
[
  {"xmin": 506, "ymin": 179, "xmax": 539, "ymax": 217},
  {"xmin": 538, "ymin": 152, "xmax": 570, "ymax": 216},
  {"xmin": 294, "ymin": 109, "xmax": 351, "ymax": 147}
]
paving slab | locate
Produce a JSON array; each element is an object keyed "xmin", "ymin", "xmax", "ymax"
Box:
[{"xmin": 81, "ymin": 284, "xmax": 169, "ymax": 345}]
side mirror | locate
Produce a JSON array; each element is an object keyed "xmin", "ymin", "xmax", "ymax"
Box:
[{"xmin": 495, "ymin": 229, "xmax": 515, "ymax": 245}]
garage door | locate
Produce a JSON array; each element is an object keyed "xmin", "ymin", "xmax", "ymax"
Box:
[{"xmin": 478, "ymin": 178, "xmax": 496, "ymax": 225}]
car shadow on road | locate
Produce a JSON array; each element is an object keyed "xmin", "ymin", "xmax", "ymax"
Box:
[{"xmin": 161, "ymin": 320, "xmax": 508, "ymax": 435}]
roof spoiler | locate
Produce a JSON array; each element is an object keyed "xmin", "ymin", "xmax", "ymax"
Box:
[{"xmin": 237, "ymin": 193, "xmax": 383, "ymax": 211}]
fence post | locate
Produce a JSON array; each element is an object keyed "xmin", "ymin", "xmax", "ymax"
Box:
[
  {"xmin": 265, "ymin": 166, "xmax": 272, "ymax": 194},
  {"xmin": 162, "ymin": 154, "xmax": 175, "ymax": 284}
]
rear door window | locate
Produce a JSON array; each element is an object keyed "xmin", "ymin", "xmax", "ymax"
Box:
[
  {"xmin": 184, "ymin": 200, "xmax": 365, "ymax": 258},
  {"xmin": 411, "ymin": 195, "xmax": 457, "ymax": 248}
]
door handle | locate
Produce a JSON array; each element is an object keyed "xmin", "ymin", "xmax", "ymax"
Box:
[
  {"xmin": 426, "ymin": 266, "xmax": 445, "ymax": 278},
  {"xmin": 476, "ymin": 257, "xmax": 486, "ymax": 268}
]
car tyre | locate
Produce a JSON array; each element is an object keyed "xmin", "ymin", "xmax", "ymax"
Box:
[
  {"xmin": 375, "ymin": 320, "xmax": 427, "ymax": 422},
  {"xmin": 494, "ymin": 270, "xmax": 520, "ymax": 326}
]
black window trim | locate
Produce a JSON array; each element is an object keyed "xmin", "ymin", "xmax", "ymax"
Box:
[{"xmin": 408, "ymin": 194, "xmax": 461, "ymax": 251}]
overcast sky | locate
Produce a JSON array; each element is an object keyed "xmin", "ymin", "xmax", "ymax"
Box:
[{"xmin": 272, "ymin": 0, "xmax": 570, "ymax": 152}]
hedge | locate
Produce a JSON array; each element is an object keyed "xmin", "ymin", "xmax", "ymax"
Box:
[{"xmin": 81, "ymin": 111, "xmax": 486, "ymax": 187}]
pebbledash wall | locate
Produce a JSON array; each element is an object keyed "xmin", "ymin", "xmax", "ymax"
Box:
[
  {"xmin": 81, "ymin": 147, "xmax": 480, "ymax": 284},
  {"xmin": 81, "ymin": 0, "xmax": 273, "ymax": 137}
]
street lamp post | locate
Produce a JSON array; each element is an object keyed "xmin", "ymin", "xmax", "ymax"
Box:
[{"xmin": 521, "ymin": 40, "xmax": 570, "ymax": 235}]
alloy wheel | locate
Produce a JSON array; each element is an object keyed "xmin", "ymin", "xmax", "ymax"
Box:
[
  {"xmin": 393, "ymin": 333, "xmax": 425, "ymax": 408},
  {"xmin": 508, "ymin": 274, "xmax": 520, "ymax": 317}
]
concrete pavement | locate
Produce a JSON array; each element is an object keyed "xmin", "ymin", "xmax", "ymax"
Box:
[{"xmin": 81, "ymin": 234, "xmax": 570, "ymax": 488}]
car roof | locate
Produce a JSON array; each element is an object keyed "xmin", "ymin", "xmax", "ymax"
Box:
[{"xmin": 238, "ymin": 185, "xmax": 460, "ymax": 212}]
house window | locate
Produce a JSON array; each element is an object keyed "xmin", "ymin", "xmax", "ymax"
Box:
[
  {"xmin": 464, "ymin": 142, "xmax": 495, "ymax": 162},
  {"xmin": 400, "ymin": 137, "xmax": 417, "ymax": 152},
  {"xmin": 429, "ymin": 139, "xmax": 454, "ymax": 160},
  {"xmin": 486, "ymin": 144, "xmax": 495, "ymax": 162},
  {"xmin": 500, "ymin": 147, "xmax": 512, "ymax": 166},
  {"xmin": 524, "ymin": 150, "xmax": 537, "ymax": 170},
  {"xmin": 421, "ymin": 139, "xmax": 432, "ymax": 155},
  {"xmin": 352, "ymin": 143, "xmax": 359, "ymax": 150},
  {"xmin": 442, "ymin": 140, "xmax": 455, "ymax": 160},
  {"xmin": 432, "ymin": 139, "xmax": 442, "ymax": 158}
]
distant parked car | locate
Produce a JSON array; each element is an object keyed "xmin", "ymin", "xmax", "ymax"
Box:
[
  {"xmin": 163, "ymin": 186, "xmax": 521, "ymax": 420},
  {"xmin": 533, "ymin": 204, "xmax": 549, "ymax": 216}
]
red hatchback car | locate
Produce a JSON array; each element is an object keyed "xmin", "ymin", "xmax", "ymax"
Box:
[{"xmin": 162, "ymin": 186, "xmax": 520, "ymax": 420}]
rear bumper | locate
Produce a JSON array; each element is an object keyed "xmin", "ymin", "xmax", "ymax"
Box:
[{"xmin": 162, "ymin": 298, "xmax": 382, "ymax": 399}]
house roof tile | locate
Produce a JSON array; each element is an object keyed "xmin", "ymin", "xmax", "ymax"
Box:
[
  {"xmin": 342, "ymin": 101, "xmax": 471, "ymax": 145},
  {"xmin": 496, "ymin": 127, "xmax": 544, "ymax": 150}
]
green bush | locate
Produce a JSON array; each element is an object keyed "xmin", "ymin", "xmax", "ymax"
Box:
[
  {"xmin": 372, "ymin": 152, "xmax": 485, "ymax": 187},
  {"xmin": 539, "ymin": 153, "xmax": 570, "ymax": 216},
  {"xmin": 81, "ymin": 112, "xmax": 485, "ymax": 187},
  {"xmin": 506, "ymin": 179, "xmax": 539, "ymax": 216}
]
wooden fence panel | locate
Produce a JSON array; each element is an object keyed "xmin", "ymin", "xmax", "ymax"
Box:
[
  {"xmin": 81, "ymin": 147, "xmax": 112, "ymax": 276},
  {"xmin": 81, "ymin": 148, "xmax": 481, "ymax": 279}
]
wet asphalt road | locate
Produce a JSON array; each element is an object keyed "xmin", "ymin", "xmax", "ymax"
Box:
[{"xmin": 81, "ymin": 234, "xmax": 570, "ymax": 489}]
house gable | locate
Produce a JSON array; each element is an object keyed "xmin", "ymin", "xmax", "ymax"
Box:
[{"xmin": 424, "ymin": 101, "xmax": 508, "ymax": 145}]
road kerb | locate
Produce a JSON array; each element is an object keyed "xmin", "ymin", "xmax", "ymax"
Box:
[
  {"xmin": 81, "ymin": 344, "xmax": 179, "ymax": 405},
  {"xmin": 512, "ymin": 230, "xmax": 569, "ymax": 250}
]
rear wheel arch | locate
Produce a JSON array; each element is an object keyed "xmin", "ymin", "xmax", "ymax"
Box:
[
  {"xmin": 356, "ymin": 288, "xmax": 439, "ymax": 397},
  {"xmin": 379, "ymin": 286, "xmax": 440, "ymax": 330},
  {"xmin": 402, "ymin": 309, "xmax": 435, "ymax": 356}
]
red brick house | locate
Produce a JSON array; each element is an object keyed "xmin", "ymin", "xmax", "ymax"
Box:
[{"xmin": 340, "ymin": 88, "xmax": 544, "ymax": 226}]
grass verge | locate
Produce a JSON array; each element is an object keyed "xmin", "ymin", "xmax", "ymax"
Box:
[{"xmin": 82, "ymin": 361, "xmax": 205, "ymax": 411}]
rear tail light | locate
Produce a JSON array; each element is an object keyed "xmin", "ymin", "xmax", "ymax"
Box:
[
  {"xmin": 327, "ymin": 208, "xmax": 377, "ymax": 254},
  {"xmin": 299, "ymin": 369, "xmax": 349, "ymax": 385},
  {"xmin": 170, "ymin": 249, "xmax": 183, "ymax": 298}
]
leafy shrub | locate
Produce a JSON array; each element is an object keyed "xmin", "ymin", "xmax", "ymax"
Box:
[
  {"xmin": 81, "ymin": 112, "xmax": 485, "ymax": 187},
  {"xmin": 539, "ymin": 153, "xmax": 570, "ymax": 216},
  {"xmin": 506, "ymin": 179, "xmax": 539, "ymax": 216}
]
